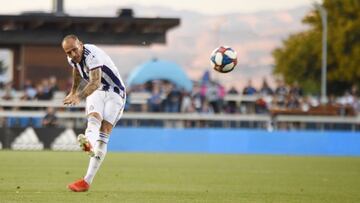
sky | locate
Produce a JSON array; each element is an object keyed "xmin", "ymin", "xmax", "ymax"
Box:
[{"xmin": 1, "ymin": 0, "xmax": 316, "ymax": 15}]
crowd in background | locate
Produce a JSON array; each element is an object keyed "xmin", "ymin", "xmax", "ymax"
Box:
[
  {"xmin": 0, "ymin": 76, "xmax": 60, "ymax": 127},
  {"xmin": 127, "ymin": 78, "xmax": 359, "ymax": 116},
  {"xmin": 0, "ymin": 76, "xmax": 59, "ymax": 101},
  {"xmin": 0, "ymin": 76, "xmax": 359, "ymax": 128}
]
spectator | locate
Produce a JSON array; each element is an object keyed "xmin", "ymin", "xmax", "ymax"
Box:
[
  {"xmin": 41, "ymin": 79, "xmax": 54, "ymax": 99},
  {"xmin": 350, "ymin": 84, "xmax": 359, "ymax": 113},
  {"xmin": 259, "ymin": 78, "xmax": 273, "ymax": 96},
  {"xmin": 341, "ymin": 90, "xmax": 358, "ymax": 115},
  {"xmin": 49, "ymin": 76, "xmax": 59, "ymax": 92},
  {"xmin": 24, "ymin": 80, "xmax": 37, "ymax": 100},
  {"xmin": 350, "ymin": 84, "xmax": 359, "ymax": 97},
  {"xmin": 327, "ymin": 94, "xmax": 337, "ymax": 106},
  {"xmin": 42, "ymin": 107, "xmax": 58, "ymax": 127},
  {"xmin": 286, "ymin": 93, "xmax": 300, "ymax": 109},
  {"xmin": 148, "ymin": 82, "xmax": 163, "ymax": 112},
  {"xmin": 181, "ymin": 91, "xmax": 194, "ymax": 113},
  {"xmin": 242, "ymin": 79, "xmax": 257, "ymax": 95},
  {"xmin": 163, "ymin": 83, "xmax": 181, "ymax": 113},
  {"xmin": 35, "ymin": 84, "xmax": 51, "ymax": 100},
  {"xmin": 300, "ymin": 96, "xmax": 311, "ymax": 112},
  {"xmin": 226, "ymin": 86, "xmax": 238, "ymax": 113},
  {"xmin": 228, "ymin": 86, "xmax": 238, "ymax": 94},
  {"xmin": 242, "ymin": 80, "xmax": 257, "ymax": 114},
  {"xmin": 255, "ymin": 97, "xmax": 268, "ymax": 114},
  {"xmin": 19, "ymin": 89, "xmax": 37, "ymax": 111},
  {"xmin": 191, "ymin": 83, "xmax": 204, "ymax": 113},
  {"xmin": 289, "ymin": 81, "xmax": 303, "ymax": 98},
  {"xmin": 201, "ymin": 100, "xmax": 214, "ymax": 114},
  {"xmin": 206, "ymin": 81, "xmax": 221, "ymax": 113},
  {"xmin": 274, "ymin": 79, "xmax": 288, "ymax": 107},
  {"xmin": 258, "ymin": 79, "xmax": 273, "ymax": 113},
  {"xmin": 49, "ymin": 76, "xmax": 60, "ymax": 98},
  {"xmin": 217, "ymin": 82, "xmax": 226, "ymax": 112}
]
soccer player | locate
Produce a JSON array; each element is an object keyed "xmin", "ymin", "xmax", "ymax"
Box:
[{"xmin": 62, "ymin": 34, "xmax": 126, "ymax": 192}]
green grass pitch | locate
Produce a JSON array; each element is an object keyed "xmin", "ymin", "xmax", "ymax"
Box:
[{"xmin": 0, "ymin": 151, "xmax": 359, "ymax": 203}]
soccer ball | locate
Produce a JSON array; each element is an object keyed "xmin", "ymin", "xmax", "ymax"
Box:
[{"xmin": 210, "ymin": 46, "xmax": 237, "ymax": 73}]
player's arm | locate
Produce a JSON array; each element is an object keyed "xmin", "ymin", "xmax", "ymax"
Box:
[
  {"xmin": 69, "ymin": 68, "xmax": 82, "ymax": 95},
  {"xmin": 64, "ymin": 68, "xmax": 82, "ymax": 105},
  {"xmin": 76, "ymin": 68, "xmax": 101, "ymax": 100}
]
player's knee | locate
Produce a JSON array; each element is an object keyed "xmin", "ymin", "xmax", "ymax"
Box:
[{"xmin": 88, "ymin": 112, "xmax": 102, "ymax": 121}]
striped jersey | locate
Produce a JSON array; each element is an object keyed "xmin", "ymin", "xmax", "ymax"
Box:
[{"xmin": 67, "ymin": 44, "xmax": 126, "ymax": 95}]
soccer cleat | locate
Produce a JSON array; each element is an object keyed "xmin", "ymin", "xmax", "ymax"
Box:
[
  {"xmin": 77, "ymin": 134, "xmax": 95, "ymax": 157},
  {"xmin": 67, "ymin": 179, "xmax": 90, "ymax": 192}
]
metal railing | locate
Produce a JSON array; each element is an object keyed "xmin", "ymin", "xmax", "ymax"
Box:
[{"xmin": 0, "ymin": 98, "xmax": 359, "ymax": 131}]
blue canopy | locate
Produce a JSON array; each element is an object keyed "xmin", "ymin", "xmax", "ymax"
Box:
[{"xmin": 127, "ymin": 59, "xmax": 193, "ymax": 91}]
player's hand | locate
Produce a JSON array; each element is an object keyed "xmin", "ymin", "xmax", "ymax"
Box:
[
  {"xmin": 63, "ymin": 93, "xmax": 74, "ymax": 104},
  {"xmin": 63, "ymin": 94, "xmax": 80, "ymax": 106}
]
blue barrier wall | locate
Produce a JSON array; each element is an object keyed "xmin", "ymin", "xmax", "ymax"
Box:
[{"xmin": 108, "ymin": 128, "xmax": 360, "ymax": 156}]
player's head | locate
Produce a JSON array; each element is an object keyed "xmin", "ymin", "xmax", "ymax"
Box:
[{"xmin": 62, "ymin": 34, "xmax": 84, "ymax": 63}]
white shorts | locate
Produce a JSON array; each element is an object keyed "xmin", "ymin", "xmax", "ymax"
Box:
[{"xmin": 86, "ymin": 90, "xmax": 125, "ymax": 125}]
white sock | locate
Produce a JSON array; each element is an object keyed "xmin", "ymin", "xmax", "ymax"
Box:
[
  {"xmin": 84, "ymin": 132, "xmax": 109, "ymax": 184},
  {"xmin": 85, "ymin": 116, "xmax": 101, "ymax": 147}
]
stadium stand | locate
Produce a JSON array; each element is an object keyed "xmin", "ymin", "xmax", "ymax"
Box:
[{"xmin": 0, "ymin": 77, "xmax": 358, "ymax": 131}]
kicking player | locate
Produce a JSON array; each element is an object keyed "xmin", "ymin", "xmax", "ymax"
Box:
[{"xmin": 62, "ymin": 34, "xmax": 126, "ymax": 192}]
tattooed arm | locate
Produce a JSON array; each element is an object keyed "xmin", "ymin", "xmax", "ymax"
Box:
[
  {"xmin": 76, "ymin": 68, "xmax": 102, "ymax": 100},
  {"xmin": 70, "ymin": 68, "xmax": 82, "ymax": 95},
  {"xmin": 64, "ymin": 69, "xmax": 83, "ymax": 105}
]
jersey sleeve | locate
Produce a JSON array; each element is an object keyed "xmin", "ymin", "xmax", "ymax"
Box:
[{"xmin": 85, "ymin": 50, "xmax": 103, "ymax": 70}]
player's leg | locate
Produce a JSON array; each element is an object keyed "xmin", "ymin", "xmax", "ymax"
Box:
[
  {"xmin": 83, "ymin": 91, "xmax": 125, "ymax": 185},
  {"xmin": 83, "ymin": 120, "xmax": 113, "ymax": 185},
  {"xmin": 68, "ymin": 91, "xmax": 105, "ymax": 192},
  {"xmin": 68, "ymin": 117, "xmax": 105, "ymax": 192},
  {"xmin": 78, "ymin": 91, "xmax": 104, "ymax": 155},
  {"xmin": 78, "ymin": 112, "xmax": 102, "ymax": 156}
]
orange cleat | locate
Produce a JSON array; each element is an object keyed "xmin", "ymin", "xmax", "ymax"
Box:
[
  {"xmin": 77, "ymin": 134, "xmax": 95, "ymax": 157},
  {"xmin": 67, "ymin": 179, "xmax": 90, "ymax": 192}
]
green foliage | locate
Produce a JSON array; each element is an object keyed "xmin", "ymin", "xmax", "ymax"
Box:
[{"xmin": 272, "ymin": 0, "xmax": 360, "ymax": 95}]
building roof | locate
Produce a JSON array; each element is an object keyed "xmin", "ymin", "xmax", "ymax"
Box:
[{"xmin": 0, "ymin": 13, "xmax": 180, "ymax": 45}]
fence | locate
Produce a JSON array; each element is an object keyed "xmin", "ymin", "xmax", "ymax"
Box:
[{"xmin": 0, "ymin": 99, "xmax": 359, "ymax": 131}]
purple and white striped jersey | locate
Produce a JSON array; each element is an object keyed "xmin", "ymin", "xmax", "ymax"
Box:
[{"xmin": 67, "ymin": 44, "xmax": 126, "ymax": 95}]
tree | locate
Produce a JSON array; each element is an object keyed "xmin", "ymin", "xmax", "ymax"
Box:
[{"xmin": 272, "ymin": 0, "xmax": 360, "ymax": 95}]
